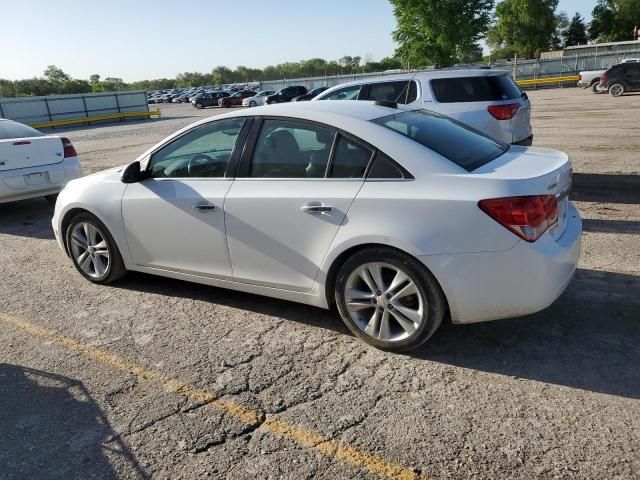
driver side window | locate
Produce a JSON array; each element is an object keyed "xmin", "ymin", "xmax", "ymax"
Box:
[{"xmin": 149, "ymin": 118, "xmax": 245, "ymax": 178}]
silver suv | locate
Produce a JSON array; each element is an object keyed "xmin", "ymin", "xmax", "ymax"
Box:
[{"xmin": 313, "ymin": 69, "xmax": 533, "ymax": 145}]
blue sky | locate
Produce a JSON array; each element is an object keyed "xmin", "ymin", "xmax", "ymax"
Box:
[{"xmin": 1, "ymin": 0, "xmax": 594, "ymax": 81}]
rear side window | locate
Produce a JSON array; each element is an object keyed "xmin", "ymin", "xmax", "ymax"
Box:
[
  {"xmin": 328, "ymin": 136, "xmax": 372, "ymax": 178},
  {"xmin": 362, "ymin": 81, "xmax": 418, "ymax": 104},
  {"xmin": 372, "ymin": 110, "xmax": 508, "ymax": 171},
  {"xmin": 0, "ymin": 121, "xmax": 44, "ymax": 140},
  {"xmin": 367, "ymin": 152, "xmax": 410, "ymax": 179},
  {"xmin": 431, "ymin": 75, "xmax": 522, "ymax": 103}
]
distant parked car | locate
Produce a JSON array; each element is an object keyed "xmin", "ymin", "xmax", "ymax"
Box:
[
  {"xmin": 621, "ymin": 58, "xmax": 640, "ymax": 63},
  {"xmin": 599, "ymin": 62, "xmax": 640, "ymax": 97},
  {"xmin": 219, "ymin": 91, "xmax": 257, "ymax": 108},
  {"xmin": 313, "ymin": 70, "xmax": 532, "ymax": 145},
  {"xmin": 265, "ymin": 86, "xmax": 308, "ymax": 104},
  {"xmin": 242, "ymin": 90, "xmax": 276, "ymax": 107},
  {"xmin": 292, "ymin": 87, "xmax": 329, "ymax": 102},
  {"xmin": 192, "ymin": 92, "xmax": 230, "ymax": 109},
  {"xmin": 0, "ymin": 119, "xmax": 82, "ymax": 204}
]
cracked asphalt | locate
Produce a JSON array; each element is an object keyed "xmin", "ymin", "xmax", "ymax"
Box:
[{"xmin": 1, "ymin": 88, "xmax": 639, "ymax": 479}]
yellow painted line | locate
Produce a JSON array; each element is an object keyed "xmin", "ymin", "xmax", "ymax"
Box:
[
  {"xmin": 0, "ymin": 312, "xmax": 427, "ymax": 480},
  {"xmin": 516, "ymin": 75, "xmax": 580, "ymax": 86},
  {"xmin": 29, "ymin": 109, "xmax": 161, "ymax": 129}
]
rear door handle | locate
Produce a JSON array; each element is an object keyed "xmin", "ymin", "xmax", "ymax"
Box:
[
  {"xmin": 193, "ymin": 203, "xmax": 217, "ymax": 212},
  {"xmin": 301, "ymin": 204, "xmax": 333, "ymax": 214}
]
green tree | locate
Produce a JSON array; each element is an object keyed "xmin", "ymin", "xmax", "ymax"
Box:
[
  {"xmin": 487, "ymin": 0, "xmax": 559, "ymax": 59},
  {"xmin": 564, "ymin": 12, "xmax": 589, "ymax": 46},
  {"xmin": 390, "ymin": 0, "xmax": 494, "ymax": 68},
  {"xmin": 43, "ymin": 65, "xmax": 71, "ymax": 83},
  {"xmin": 589, "ymin": 0, "xmax": 640, "ymax": 42}
]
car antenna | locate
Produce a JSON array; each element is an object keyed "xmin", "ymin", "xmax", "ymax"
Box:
[{"xmin": 393, "ymin": 67, "xmax": 420, "ymax": 105}]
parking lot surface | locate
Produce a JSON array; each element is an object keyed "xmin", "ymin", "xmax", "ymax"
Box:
[{"xmin": 1, "ymin": 88, "xmax": 639, "ymax": 479}]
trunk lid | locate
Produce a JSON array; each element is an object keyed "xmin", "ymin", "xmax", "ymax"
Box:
[
  {"xmin": 474, "ymin": 146, "xmax": 573, "ymax": 239},
  {"xmin": 0, "ymin": 136, "xmax": 64, "ymax": 172}
]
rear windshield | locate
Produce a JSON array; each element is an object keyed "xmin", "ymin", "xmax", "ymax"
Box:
[
  {"xmin": 371, "ymin": 110, "xmax": 508, "ymax": 171},
  {"xmin": 0, "ymin": 121, "xmax": 44, "ymax": 140},
  {"xmin": 431, "ymin": 75, "xmax": 522, "ymax": 103}
]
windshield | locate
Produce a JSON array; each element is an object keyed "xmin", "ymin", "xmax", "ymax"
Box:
[{"xmin": 371, "ymin": 110, "xmax": 508, "ymax": 171}]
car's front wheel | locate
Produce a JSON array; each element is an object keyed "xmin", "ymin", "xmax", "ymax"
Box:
[
  {"xmin": 609, "ymin": 83, "xmax": 625, "ymax": 97},
  {"xmin": 249, "ymin": 100, "xmax": 257, "ymax": 107},
  {"xmin": 65, "ymin": 213, "xmax": 126, "ymax": 284},
  {"xmin": 334, "ymin": 247, "xmax": 446, "ymax": 352}
]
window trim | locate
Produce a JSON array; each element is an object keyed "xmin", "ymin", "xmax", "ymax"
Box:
[{"xmin": 144, "ymin": 117, "xmax": 253, "ymax": 180}]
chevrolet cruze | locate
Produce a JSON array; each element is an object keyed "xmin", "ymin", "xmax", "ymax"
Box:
[{"xmin": 52, "ymin": 101, "xmax": 581, "ymax": 351}]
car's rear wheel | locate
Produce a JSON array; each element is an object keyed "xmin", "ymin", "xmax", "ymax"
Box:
[
  {"xmin": 334, "ymin": 247, "xmax": 446, "ymax": 352},
  {"xmin": 249, "ymin": 100, "xmax": 257, "ymax": 107},
  {"xmin": 591, "ymin": 82, "xmax": 602, "ymax": 93},
  {"xmin": 195, "ymin": 103, "xmax": 204, "ymax": 109},
  {"xmin": 609, "ymin": 83, "xmax": 625, "ymax": 97},
  {"xmin": 65, "ymin": 213, "xmax": 126, "ymax": 284}
]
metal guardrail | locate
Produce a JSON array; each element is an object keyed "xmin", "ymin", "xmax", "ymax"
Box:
[
  {"xmin": 516, "ymin": 75, "xmax": 580, "ymax": 86},
  {"xmin": 28, "ymin": 109, "xmax": 161, "ymax": 129}
]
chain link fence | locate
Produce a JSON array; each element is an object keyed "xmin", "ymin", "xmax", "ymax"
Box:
[{"xmin": 259, "ymin": 49, "xmax": 640, "ymax": 92}]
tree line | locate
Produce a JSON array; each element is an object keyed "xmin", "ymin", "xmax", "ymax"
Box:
[
  {"xmin": 1, "ymin": 0, "xmax": 638, "ymax": 98},
  {"xmin": 0, "ymin": 57, "xmax": 403, "ymax": 98}
]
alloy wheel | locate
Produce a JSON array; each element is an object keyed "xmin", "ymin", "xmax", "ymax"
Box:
[
  {"xmin": 610, "ymin": 84, "xmax": 624, "ymax": 97},
  {"xmin": 344, "ymin": 262, "xmax": 425, "ymax": 342},
  {"xmin": 69, "ymin": 222, "xmax": 111, "ymax": 280}
]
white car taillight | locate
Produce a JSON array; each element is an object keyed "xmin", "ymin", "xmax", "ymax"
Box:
[{"xmin": 479, "ymin": 195, "xmax": 558, "ymax": 242}]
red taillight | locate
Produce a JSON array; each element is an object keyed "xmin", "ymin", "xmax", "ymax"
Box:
[
  {"xmin": 61, "ymin": 137, "xmax": 77, "ymax": 158},
  {"xmin": 479, "ymin": 195, "xmax": 558, "ymax": 242},
  {"xmin": 487, "ymin": 103, "xmax": 520, "ymax": 120}
]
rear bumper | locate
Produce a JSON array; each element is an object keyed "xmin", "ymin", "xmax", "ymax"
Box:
[
  {"xmin": 0, "ymin": 157, "xmax": 82, "ymax": 204},
  {"xmin": 420, "ymin": 204, "xmax": 581, "ymax": 325}
]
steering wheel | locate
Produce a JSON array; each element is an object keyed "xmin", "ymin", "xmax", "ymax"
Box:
[{"xmin": 187, "ymin": 154, "xmax": 216, "ymax": 177}]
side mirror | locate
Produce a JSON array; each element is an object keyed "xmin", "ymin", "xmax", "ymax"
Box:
[{"xmin": 121, "ymin": 161, "xmax": 144, "ymax": 183}]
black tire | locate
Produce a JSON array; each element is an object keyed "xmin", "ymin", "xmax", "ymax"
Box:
[
  {"xmin": 249, "ymin": 100, "xmax": 257, "ymax": 107},
  {"xmin": 334, "ymin": 247, "xmax": 446, "ymax": 352},
  {"xmin": 195, "ymin": 103, "xmax": 204, "ymax": 109},
  {"xmin": 65, "ymin": 212, "xmax": 127, "ymax": 284},
  {"xmin": 609, "ymin": 83, "xmax": 625, "ymax": 97},
  {"xmin": 591, "ymin": 82, "xmax": 601, "ymax": 94},
  {"xmin": 44, "ymin": 194, "xmax": 58, "ymax": 205}
]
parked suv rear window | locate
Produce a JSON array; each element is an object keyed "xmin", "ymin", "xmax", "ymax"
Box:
[
  {"xmin": 431, "ymin": 75, "xmax": 522, "ymax": 103},
  {"xmin": 0, "ymin": 120, "xmax": 44, "ymax": 140},
  {"xmin": 372, "ymin": 110, "xmax": 508, "ymax": 171}
]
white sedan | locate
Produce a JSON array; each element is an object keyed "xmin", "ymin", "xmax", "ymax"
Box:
[
  {"xmin": 52, "ymin": 101, "xmax": 581, "ymax": 351},
  {"xmin": 1, "ymin": 119, "xmax": 82, "ymax": 204},
  {"xmin": 242, "ymin": 90, "xmax": 275, "ymax": 107}
]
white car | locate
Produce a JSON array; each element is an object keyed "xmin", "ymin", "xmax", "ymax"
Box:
[
  {"xmin": 578, "ymin": 69, "xmax": 606, "ymax": 92},
  {"xmin": 0, "ymin": 119, "xmax": 82, "ymax": 204},
  {"xmin": 52, "ymin": 101, "xmax": 580, "ymax": 351},
  {"xmin": 242, "ymin": 90, "xmax": 276, "ymax": 107},
  {"xmin": 313, "ymin": 70, "xmax": 533, "ymax": 145}
]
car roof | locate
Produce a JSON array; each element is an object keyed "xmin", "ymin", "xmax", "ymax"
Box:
[{"xmin": 223, "ymin": 100, "xmax": 416, "ymax": 122}]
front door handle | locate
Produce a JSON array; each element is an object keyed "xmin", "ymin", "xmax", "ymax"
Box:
[
  {"xmin": 193, "ymin": 203, "xmax": 217, "ymax": 212},
  {"xmin": 301, "ymin": 204, "xmax": 333, "ymax": 214}
]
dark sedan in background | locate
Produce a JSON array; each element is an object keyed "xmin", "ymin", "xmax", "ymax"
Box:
[
  {"xmin": 265, "ymin": 85, "xmax": 308, "ymax": 104},
  {"xmin": 192, "ymin": 92, "xmax": 230, "ymax": 109},
  {"xmin": 219, "ymin": 91, "xmax": 257, "ymax": 107},
  {"xmin": 292, "ymin": 86, "xmax": 329, "ymax": 102}
]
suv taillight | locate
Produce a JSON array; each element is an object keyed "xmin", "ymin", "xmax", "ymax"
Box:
[
  {"xmin": 487, "ymin": 103, "xmax": 520, "ymax": 120},
  {"xmin": 61, "ymin": 137, "xmax": 77, "ymax": 158},
  {"xmin": 479, "ymin": 195, "xmax": 558, "ymax": 242},
  {"xmin": 599, "ymin": 73, "xmax": 607, "ymax": 84}
]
